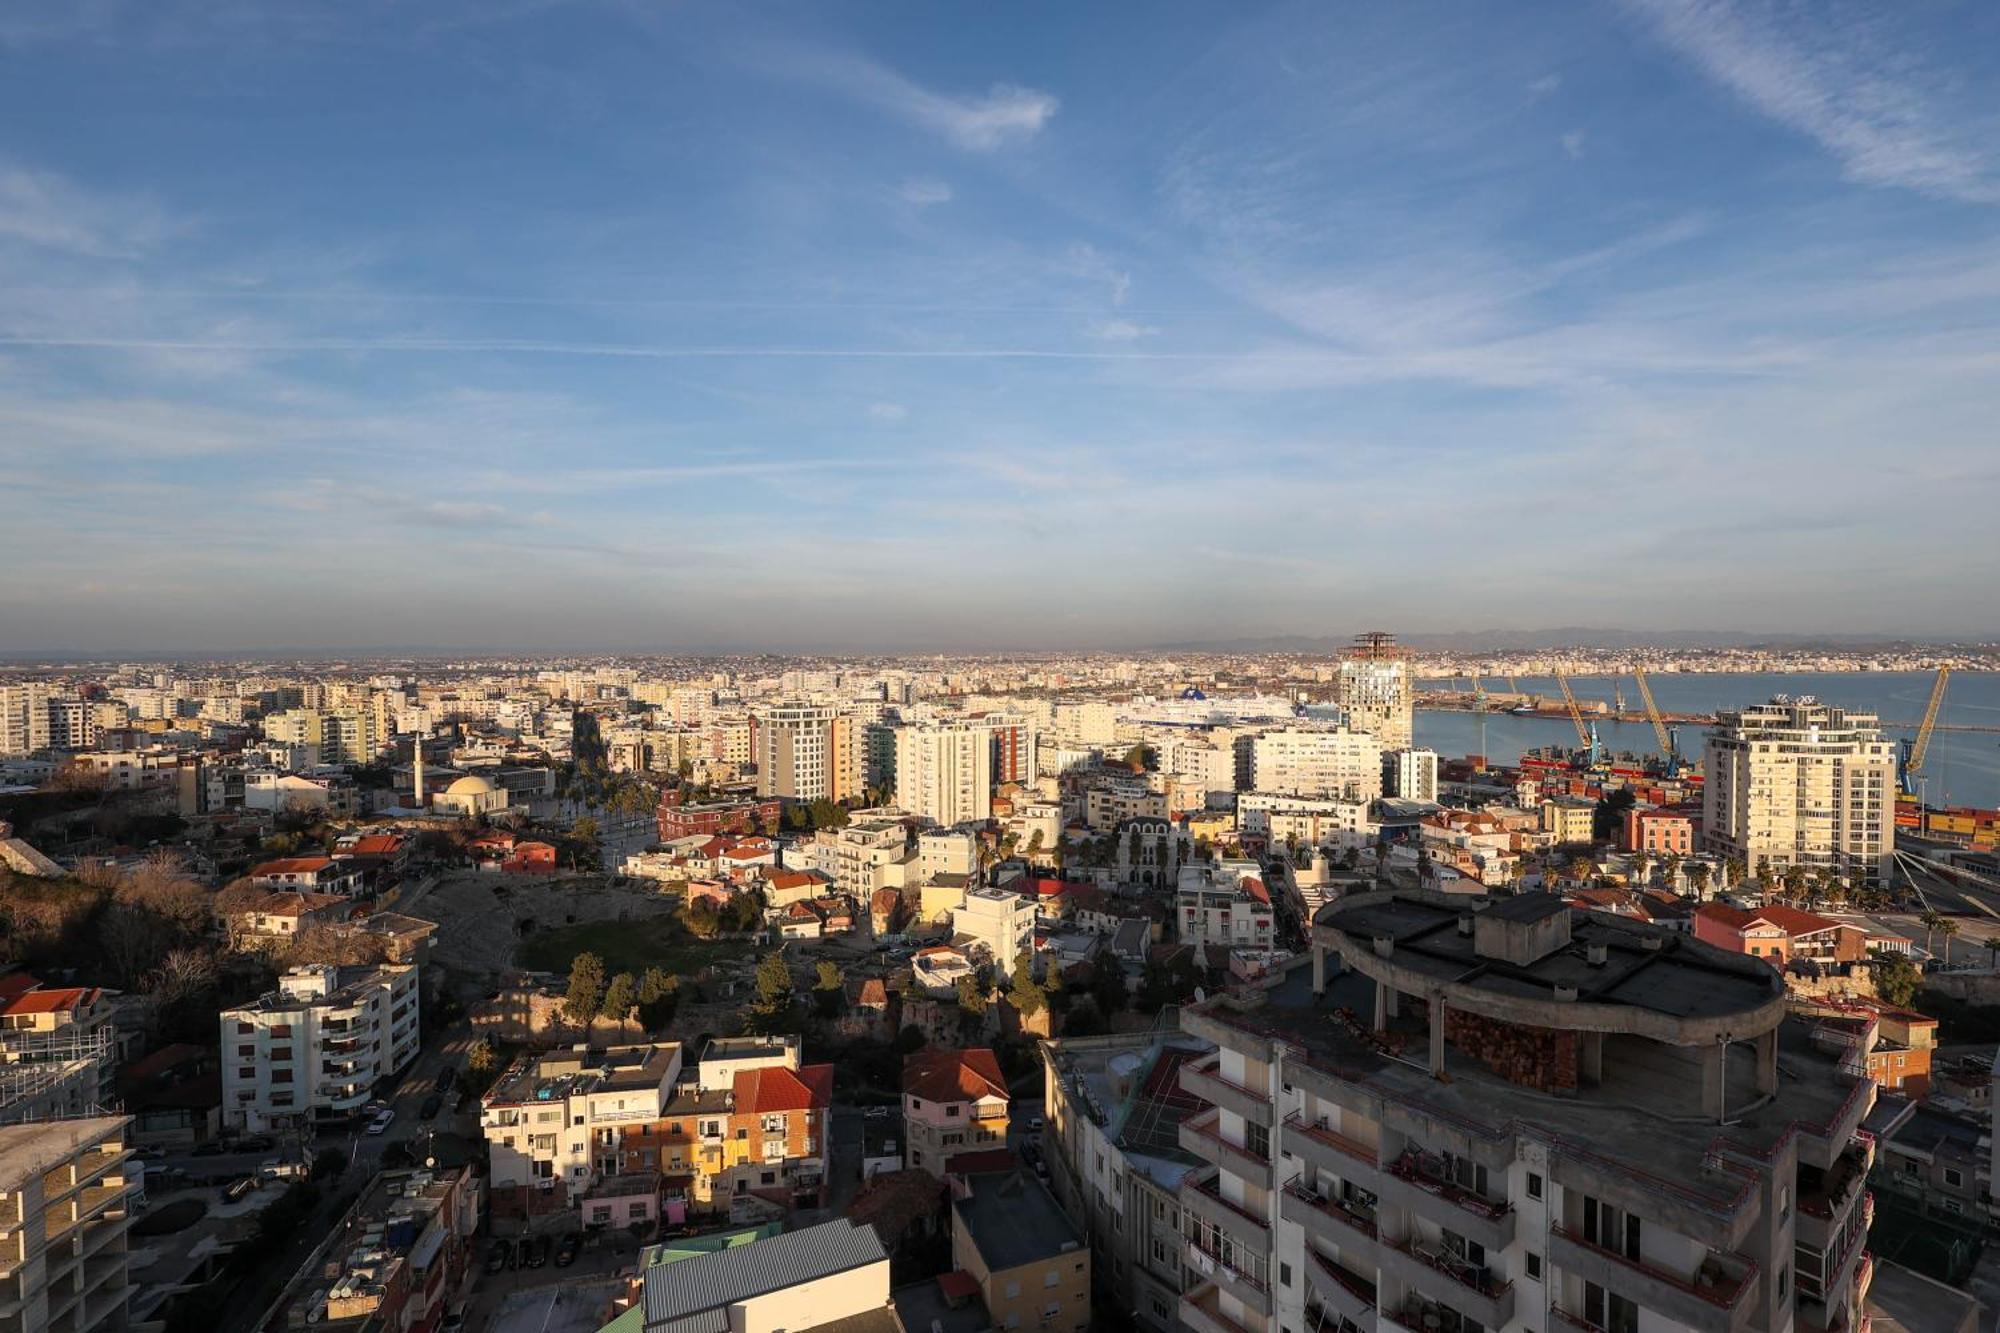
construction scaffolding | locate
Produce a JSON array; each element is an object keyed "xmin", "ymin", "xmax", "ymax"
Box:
[{"xmin": 0, "ymin": 1025, "xmax": 119, "ymax": 1125}]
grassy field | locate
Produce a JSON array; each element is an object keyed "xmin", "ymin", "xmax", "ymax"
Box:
[{"xmin": 515, "ymin": 915, "xmax": 755, "ymax": 977}]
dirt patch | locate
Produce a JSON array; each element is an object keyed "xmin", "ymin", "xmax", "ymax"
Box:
[{"xmin": 423, "ymin": 872, "xmax": 679, "ymax": 985}]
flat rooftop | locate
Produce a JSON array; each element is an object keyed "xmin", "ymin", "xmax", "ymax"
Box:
[
  {"xmin": 1191, "ymin": 959, "xmax": 1859, "ymax": 1218},
  {"xmin": 1321, "ymin": 894, "xmax": 1782, "ymax": 1023},
  {"xmin": 953, "ymin": 1171, "xmax": 1084, "ymax": 1272},
  {"xmin": 0, "ymin": 1116, "xmax": 125, "ymax": 1185},
  {"xmin": 487, "ymin": 1043, "xmax": 678, "ymax": 1106},
  {"xmin": 1047, "ymin": 1034, "xmax": 1208, "ymax": 1186}
]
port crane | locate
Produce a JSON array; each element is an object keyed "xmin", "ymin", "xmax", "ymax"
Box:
[
  {"xmin": 1899, "ymin": 666, "xmax": 1951, "ymax": 799},
  {"xmin": 1553, "ymin": 668, "xmax": 1604, "ymax": 764},
  {"xmin": 1631, "ymin": 666, "xmax": 1682, "ymax": 775}
]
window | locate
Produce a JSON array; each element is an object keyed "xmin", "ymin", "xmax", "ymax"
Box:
[
  {"xmin": 1945, "ymin": 1167, "xmax": 1965, "ymax": 1188},
  {"xmin": 1279, "ymin": 1262, "xmax": 1292, "ymax": 1288},
  {"xmin": 1044, "ymin": 1270, "xmax": 1059, "ymax": 1288},
  {"xmin": 1778, "ymin": 1265, "xmax": 1788, "ymax": 1299},
  {"xmin": 1526, "ymin": 1171, "xmax": 1543, "ymax": 1201},
  {"xmin": 1525, "ymin": 1252, "xmax": 1543, "ymax": 1281},
  {"xmin": 947, "ymin": 1104, "xmax": 961, "ymax": 1117},
  {"xmin": 1005, "ymin": 1282, "xmax": 1020, "ymax": 1299}
]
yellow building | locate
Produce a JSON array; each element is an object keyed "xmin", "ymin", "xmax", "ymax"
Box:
[{"xmin": 952, "ymin": 1171, "xmax": 1091, "ymax": 1333}]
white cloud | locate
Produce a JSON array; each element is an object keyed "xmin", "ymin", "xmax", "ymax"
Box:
[
  {"xmin": 897, "ymin": 178, "xmax": 953, "ymax": 207},
  {"xmin": 0, "ymin": 159, "xmax": 173, "ymax": 257},
  {"xmin": 416, "ymin": 500, "xmax": 507, "ymax": 528},
  {"xmin": 1623, "ymin": 0, "xmax": 2000, "ymax": 203},
  {"xmin": 1562, "ymin": 129, "xmax": 1587, "ymax": 160},
  {"xmin": 1089, "ymin": 319, "xmax": 1159, "ymax": 342},
  {"xmin": 1062, "ymin": 242, "xmax": 1131, "ymax": 307},
  {"xmin": 867, "ymin": 401, "xmax": 908, "ymax": 421},
  {"xmin": 787, "ymin": 52, "xmax": 1057, "ymax": 150},
  {"xmin": 1527, "ymin": 73, "xmax": 1562, "ymax": 99}
]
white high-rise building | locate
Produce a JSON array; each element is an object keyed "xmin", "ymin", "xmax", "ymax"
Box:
[
  {"xmin": 0, "ymin": 684, "xmax": 52, "ymax": 756},
  {"xmin": 1703, "ymin": 696, "xmax": 1897, "ymax": 887},
  {"xmin": 1385, "ymin": 747, "xmax": 1440, "ymax": 802},
  {"xmin": 1337, "ymin": 631, "xmax": 1413, "ymax": 749},
  {"xmin": 0, "ymin": 1117, "xmax": 135, "ymax": 1333},
  {"xmin": 753, "ymin": 704, "xmax": 858, "ymax": 803},
  {"xmin": 1250, "ymin": 728, "xmax": 1384, "ymax": 802},
  {"xmin": 895, "ymin": 722, "xmax": 994, "ymax": 827},
  {"xmin": 220, "ymin": 964, "xmax": 420, "ymax": 1131},
  {"xmin": 953, "ymin": 886, "xmax": 1038, "ymax": 974}
]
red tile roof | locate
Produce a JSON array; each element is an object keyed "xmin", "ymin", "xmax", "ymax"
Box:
[
  {"xmin": 733, "ymin": 1063, "xmax": 834, "ymax": 1115},
  {"xmin": 0, "ymin": 973, "xmax": 43, "ymax": 1001},
  {"xmin": 2, "ymin": 986, "xmax": 100, "ymax": 1016},
  {"xmin": 1239, "ymin": 876, "xmax": 1270, "ymax": 905},
  {"xmin": 250, "ymin": 857, "xmax": 336, "ymax": 876},
  {"xmin": 344, "ymin": 834, "xmax": 405, "ymax": 855},
  {"xmin": 903, "ymin": 1048, "xmax": 1007, "ymax": 1104},
  {"xmin": 1696, "ymin": 902, "xmax": 1853, "ymax": 936}
]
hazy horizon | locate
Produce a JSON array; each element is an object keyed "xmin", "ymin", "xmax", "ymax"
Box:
[{"xmin": 5, "ymin": 1, "xmax": 1999, "ymax": 651}]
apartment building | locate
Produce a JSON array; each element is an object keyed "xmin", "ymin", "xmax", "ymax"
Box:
[
  {"xmin": 1176, "ymin": 862, "xmax": 1276, "ymax": 955},
  {"xmin": 951, "ymin": 1171, "xmax": 1092, "ymax": 1333},
  {"xmin": 804, "ymin": 815, "xmax": 911, "ymax": 898},
  {"xmin": 954, "ymin": 887, "xmax": 1038, "ymax": 974},
  {"xmin": 895, "ymin": 722, "xmax": 994, "ymax": 827},
  {"xmin": 1337, "ymin": 633, "xmax": 1414, "ymax": 750},
  {"xmin": 1249, "ymin": 728, "xmax": 1384, "ymax": 802},
  {"xmin": 0, "ymin": 982, "xmax": 119, "ymax": 1113},
  {"xmin": 1625, "ymin": 807, "xmax": 1696, "ymax": 857},
  {"xmin": 1692, "ymin": 903, "xmax": 1869, "ymax": 968},
  {"xmin": 1084, "ymin": 777, "xmax": 1168, "ymax": 832},
  {"xmin": 1041, "ymin": 1032, "xmax": 1212, "ymax": 1330},
  {"xmin": 1173, "ymin": 890, "xmax": 1875, "ymax": 1333},
  {"xmin": 1384, "ymin": 747, "xmax": 1440, "ymax": 803},
  {"xmin": 903, "ymin": 1048, "xmax": 1009, "ymax": 1177},
  {"xmin": 220, "ymin": 963, "xmax": 421, "ymax": 1131},
  {"xmin": 1238, "ymin": 793, "xmax": 1373, "ymax": 849},
  {"xmin": 611, "ymin": 1218, "xmax": 890, "ymax": 1333},
  {"xmin": 263, "ymin": 1165, "xmax": 482, "ymax": 1333},
  {"xmin": 0, "ymin": 686, "xmax": 52, "ymax": 758},
  {"xmin": 484, "ymin": 1038, "xmax": 833, "ymax": 1223},
  {"xmin": 0, "ymin": 1117, "xmax": 134, "ymax": 1333},
  {"xmin": 1703, "ymin": 697, "xmax": 1897, "ymax": 887},
  {"xmin": 753, "ymin": 705, "xmax": 859, "ymax": 803}
]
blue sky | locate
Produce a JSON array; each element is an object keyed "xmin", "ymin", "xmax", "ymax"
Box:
[{"xmin": 2, "ymin": 0, "xmax": 1997, "ymax": 653}]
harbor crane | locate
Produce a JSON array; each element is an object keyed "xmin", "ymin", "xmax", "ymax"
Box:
[
  {"xmin": 1631, "ymin": 666, "xmax": 1682, "ymax": 775},
  {"xmin": 1553, "ymin": 668, "xmax": 1604, "ymax": 763},
  {"xmin": 1899, "ymin": 666, "xmax": 1952, "ymax": 799}
]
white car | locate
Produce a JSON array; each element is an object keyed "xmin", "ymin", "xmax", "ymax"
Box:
[{"xmin": 366, "ymin": 1109, "xmax": 396, "ymax": 1136}]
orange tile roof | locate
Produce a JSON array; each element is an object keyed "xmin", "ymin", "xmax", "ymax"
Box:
[
  {"xmin": 903, "ymin": 1048, "xmax": 1007, "ymax": 1104},
  {"xmin": 1696, "ymin": 901, "xmax": 1853, "ymax": 937},
  {"xmin": 3, "ymin": 986, "xmax": 99, "ymax": 1016},
  {"xmin": 734, "ymin": 1063, "xmax": 834, "ymax": 1115},
  {"xmin": 344, "ymin": 834, "xmax": 405, "ymax": 855},
  {"xmin": 0, "ymin": 973, "xmax": 43, "ymax": 1000},
  {"xmin": 250, "ymin": 857, "xmax": 336, "ymax": 876}
]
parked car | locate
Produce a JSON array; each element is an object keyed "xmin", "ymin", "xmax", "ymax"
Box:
[
  {"xmin": 554, "ymin": 1233, "xmax": 580, "ymax": 1268},
  {"xmin": 506, "ymin": 1239, "xmax": 522, "ymax": 1270},
  {"xmin": 485, "ymin": 1244, "xmax": 507, "ymax": 1275},
  {"xmin": 222, "ymin": 1176, "xmax": 260, "ymax": 1203},
  {"xmin": 365, "ymin": 1109, "xmax": 396, "ymax": 1136},
  {"xmin": 434, "ymin": 1067, "xmax": 457, "ymax": 1094},
  {"xmin": 526, "ymin": 1236, "xmax": 550, "ymax": 1268},
  {"xmin": 190, "ymin": 1142, "xmax": 227, "ymax": 1158},
  {"xmin": 259, "ymin": 1158, "xmax": 309, "ymax": 1180},
  {"xmin": 419, "ymin": 1094, "xmax": 443, "ymax": 1121},
  {"xmin": 235, "ymin": 1135, "xmax": 275, "ymax": 1153}
]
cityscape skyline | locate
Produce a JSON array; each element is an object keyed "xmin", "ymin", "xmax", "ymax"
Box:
[{"xmin": 5, "ymin": 1, "xmax": 2000, "ymax": 650}]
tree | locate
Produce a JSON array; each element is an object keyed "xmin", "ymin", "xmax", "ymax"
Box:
[
  {"xmin": 956, "ymin": 975, "xmax": 984, "ymax": 1017},
  {"xmin": 1937, "ymin": 917, "xmax": 1961, "ymax": 968},
  {"xmin": 1685, "ymin": 862, "xmax": 1711, "ymax": 899},
  {"xmin": 1781, "ymin": 864, "xmax": 1808, "ymax": 904},
  {"xmin": 1091, "ymin": 962, "xmax": 1128, "ymax": 1017},
  {"xmin": 1985, "ymin": 936, "xmax": 2000, "ymax": 971},
  {"xmin": 1007, "ymin": 948, "xmax": 1047, "ymax": 1018},
  {"xmin": 1658, "ymin": 853, "xmax": 1683, "ymax": 892},
  {"xmin": 466, "ymin": 1037, "xmax": 498, "ymax": 1078},
  {"xmin": 1026, "ymin": 829, "xmax": 1045, "ymax": 859},
  {"xmin": 814, "ymin": 960, "xmax": 845, "ymax": 1019},
  {"xmin": 1630, "ymin": 852, "xmax": 1651, "ymax": 888},
  {"xmin": 722, "ymin": 889, "xmax": 766, "ymax": 934},
  {"xmin": 1920, "ymin": 909, "xmax": 1944, "ymax": 960},
  {"xmin": 755, "ymin": 952, "xmax": 794, "ymax": 1008},
  {"xmin": 601, "ymin": 972, "xmax": 639, "ymax": 1022},
  {"xmin": 681, "ymin": 896, "xmax": 722, "ymax": 938},
  {"xmin": 572, "ymin": 815, "xmax": 601, "ymax": 845},
  {"xmin": 1872, "ymin": 951, "xmax": 1922, "ymax": 1007},
  {"xmin": 564, "ymin": 952, "xmax": 607, "ymax": 1026},
  {"xmin": 638, "ymin": 968, "xmax": 679, "ymax": 1029}
]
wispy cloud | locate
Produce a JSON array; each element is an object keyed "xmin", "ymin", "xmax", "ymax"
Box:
[
  {"xmin": 782, "ymin": 51, "xmax": 1057, "ymax": 150},
  {"xmin": 1623, "ymin": 0, "xmax": 2000, "ymax": 203},
  {"xmin": 866, "ymin": 401, "xmax": 908, "ymax": 421},
  {"xmin": 1089, "ymin": 319, "xmax": 1159, "ymax": 342},
  {"xmin": 0, "ymin": 159, "xmax": 174, "ymax": 257},
  {"xmin": 1561, "ymin": 129, "xmax": 1587, "ymax": 160},
  {"xmin": 897, "ymin": 179, "xmax": 953, "ymax": 207}
]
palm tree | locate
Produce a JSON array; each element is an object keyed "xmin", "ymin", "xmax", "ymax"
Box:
[
  {"xmin": 1631, "ymin": 851, "xmax": 1652, "ymax": 888},
  {"xmin": 1725, "ymin": 856, "xmax": 1747, "ymax": 890},
  {"xmin": 1754, "ymin": 863, "xmax": 1777, "ymax": 901},
  {"xmin": 1983, "ymin": 935, "xmax": 2000, "ymax": 970},
  {"xmin": 1780, "ymin": 864, "xmax": 1809, "ymax": 905},
  {"xmin": 1659, "ymin": 853, "xmax": 1683, "ymax": 893},
  {"xmin": 1920, "ymin": 910, "xmax": 1944, "ymax": 960},
  {"xmin": 1937, "ymin": 917, "xmax": 1961, "ymax": 968},
  {"xmin": 1684, "ymin": 862, "xmax": 1711, "ymax": 900}
]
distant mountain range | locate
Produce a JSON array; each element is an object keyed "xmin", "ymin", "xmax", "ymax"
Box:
[{"xmin": 1150, "ymin": 629, "xmax": 1993, "ymax": 653}]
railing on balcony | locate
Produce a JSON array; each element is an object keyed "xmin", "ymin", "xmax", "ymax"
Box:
[
  {"xmin": 1186, "ymin": 1171, "xmax": 1270, "ymax": 1235},
  {"xmin": 1186, "ymin": 1056, "xmax": 1268, "ymax": 1107},
  {"xmin": 1284, "ymin": 1112, "xmax": 1377, "ymax": 1166},
  {"xmin": 1551, "ymin": 1226, "xmax": 1757, "ymax": 1311},
  {"xmin": 1389, "ymin": 1150, "xmax": 1513, "ymax": 1222},
  {"xmin": 1551, "ymin": 1309, "xmax": 1605, "ymax": 1332},
  {"xmin": 1305, "ymin": 1245, "xmax": 1377, "ymax": 1307},
  {"xmin": 1284, "ymin": 1181, "xmax": 1378, "ymax": 1239},
  {"xmin": 1188, "ymin": 1236, "xmax": 1268, "ymax": 1297},
  {"xmin": 1181, "ymin": 1281, "xmax": 1257, "ymax": 1333},
  {"xmin": 1183, "ymin": 1109, "xmax": 1271, "ymax": 1181},
  {"xmin": 1389, "ymin": 1236, "xmax": 1511, "ymax": 1303},
  {"xmin": 1800, "ymin": 1143, "xmax": 1868, "ymax": 1219}
]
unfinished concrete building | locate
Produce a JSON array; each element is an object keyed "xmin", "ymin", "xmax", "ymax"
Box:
[{"xmin": 1176, "ymin": 890, "xmax": 1875, "ymax": 1333}]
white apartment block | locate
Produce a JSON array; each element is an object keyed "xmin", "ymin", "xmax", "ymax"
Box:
[
  {"xmin": 1250, "ymin": 728, "xmax": 1385, "ymax": 802},
  {"xmin": 804, "ymin": 815, "xmax": 911, "ymax": 897},
  {"xmin": 1238, "ymin": 792, "xmax": 1374, "ymax": 848},
  {"xmin": 220, "ymin": 964, "xmax": 420, "ymax": 1131},
  {"xmin": 895, "ymin": 723, "xmax": 994, "ymax": 827},
  {"xmin": 1703, "ymin": 697, "xmax": 1897, "ymax": 887},
  {"xmin": 1176, "ymin": 861, "xmax": 1276, "ymax": 953},
  {"xmin": 482, "ymin": 1044, "xmax": 682, "ymax": 1204},
  {"xmin": 953, "ymin": 886, "xmax": 1038, "ymax": 975},
  {"xmin": 917, "ymin": 829, "xmax": 977, "ymax": 881},
  {"xmin": 0, "ymin": 1117, "xmax": 134, "ymax": 1333},
  {"xmin": 1386, "ymin": 747, "xmax": 1440, "ymax": 802},
  {"xmin": 1175, "ymin": 892, "xmax": 1874, "ymax": 1333},
  {"xmin": 754, "ymin": 704, "xmax": 858, "ymax": 803}
]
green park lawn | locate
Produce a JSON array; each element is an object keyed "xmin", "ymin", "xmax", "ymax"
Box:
[{"xmin": 515, "ymin": 914, "xmax": 755, "ymax": 977}]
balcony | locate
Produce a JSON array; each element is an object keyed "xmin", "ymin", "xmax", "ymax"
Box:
[
  {"xmin": 1302, "ymin": 1245, "xmax": 1377, "ymax": 1327},
  {"xmin": 1180, "ymin": 1110, "xmax": 1273, "ymax": 1191},
  {"xmin": 1187, "ymin": 1238, "xmax": 1271, "ymax": 1317},
  {"xmin": 1378, "ymin": 1150, "xmax": 1515, "ymax": 1251},
  {"xmin": 1181, "ymin": 1056, "xmax": 1272, "ymax": 1128},
  {"xmin": 1180, "ymin": 1169, "xmax": 1271, "ymax": 1251},
  {"xmin": 1797, "ymin": 1145, "xmax": 1869, "ymax": 1250},
  {"xmin": 1283, "ymin": 1113, "xmax": 1382, "ymax": 1187},
  {"xmin": 1180, "ymin": 1280, "xmax": 1260, "ymax": 1333},
  {"xmin": 1381, "ymin": 1235, "xmax": 1514, "ymax": 1330},
  {"xmin": 1280, "ymin": 1181, "xmax": 1381, "ymax": 1262},
  {"xmin": 1550, "ymin": 1226, "xmax": 1757, "ymax": 1332}
]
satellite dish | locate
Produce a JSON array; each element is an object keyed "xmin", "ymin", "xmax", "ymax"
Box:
[
  {"xmin": 425, "ymin": 1156, "xmax": 437, "ymax": 1169},
  {"xmin": 1193, "ymin": 987, "xmax": 1206, "ymax": 1004}
]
